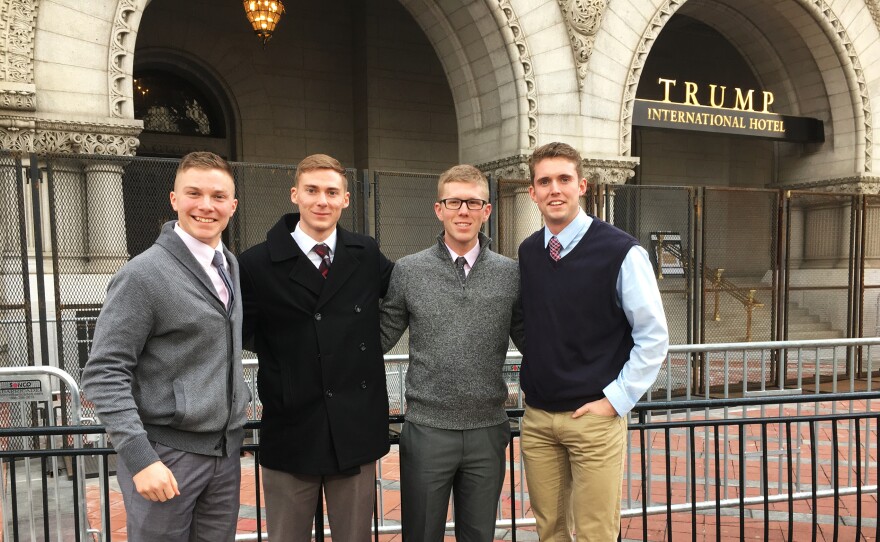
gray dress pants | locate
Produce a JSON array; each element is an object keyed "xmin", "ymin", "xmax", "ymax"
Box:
[
  {"xmin": 400, "ymin": 421, "xmax": 510, "ymax": 542},
  {"xmin": 116, "ymin": 442, "xmax": 241, "ymax": 542}
]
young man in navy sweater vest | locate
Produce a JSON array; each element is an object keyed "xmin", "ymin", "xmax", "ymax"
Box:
[{"xmin": 518, "ymin": 142, "xmax": 669, "ymax": 541}]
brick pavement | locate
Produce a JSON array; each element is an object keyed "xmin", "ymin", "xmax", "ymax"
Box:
[{"xmin": 73, "ymin": 401, "xmax": 878, "ymax": 541}]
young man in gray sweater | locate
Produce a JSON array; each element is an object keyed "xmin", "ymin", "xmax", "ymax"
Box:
[
  {"xmin": 380, "ymin": 164, "xmax": 524, "ymax": 541},
  {"xmin": 82, "ymin": 152, "xmax": 251, "ymax": 542}
]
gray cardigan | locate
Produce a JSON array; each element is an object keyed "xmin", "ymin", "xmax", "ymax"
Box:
[
  {"xmin": 380, "ymin": 233, "xmax": 523, "ymax": 430},
  {"xmin": 82, "ymin": 221, "xmax": 250, "ymax": 474}
]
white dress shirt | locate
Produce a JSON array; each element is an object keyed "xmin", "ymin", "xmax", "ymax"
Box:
[
  {"xmin": 291, "ymin": 223, "xmax": 338, "ymax": 270},
  {"xmin": 173, "ymin": 223, "xmax": 230, "ymax": 307},
  {"xmin": 544, "ymin": 209, "xmax": 669, "ymax": 415},
  {"xmin": 445, "ymin": 241, "xmax": 480, "ymax": 277}
]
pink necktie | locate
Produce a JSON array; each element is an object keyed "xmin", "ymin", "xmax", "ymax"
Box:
[{"xmin": 548, "ymin": 236, "xmax": 562, "ymax": 262}]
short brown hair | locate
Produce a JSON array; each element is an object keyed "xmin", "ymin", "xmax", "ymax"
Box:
[
  {"xmin": 295, "ymin": 154, "xmax": 347, "ymax": 190},
  {"xmin": 528, "ymin": 142, "xmax": 583, "ymax": 183},
  {"xmin": 177, "ymin": 151, "xmax": 234, "ymax": 178},
  {"xmin": 437, "ymin": 164, "xmax": 489, "ymax": 200}
]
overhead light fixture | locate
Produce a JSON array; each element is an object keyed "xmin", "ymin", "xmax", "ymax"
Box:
[{"xmin": 243, "ymin": 0, "xmax": 285, "ymax": 46}]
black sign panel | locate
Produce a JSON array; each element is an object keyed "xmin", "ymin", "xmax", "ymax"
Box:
[{"xmin": 633, "ymin": 99, "xmax": 824, "ymax": 143}]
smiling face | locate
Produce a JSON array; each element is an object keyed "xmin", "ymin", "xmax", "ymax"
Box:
[
  {"xmin": 529, "ymin": 156, "xmax": 588, "ymax": 234},
  {"xmin": 291, "ymin": 168, "xmax": 350, "ymax": 242},
  {"xmin": 434, "ymin": 180, "xmax": 491, "ymax": 256},
  {"xmin": 170, "ymin": 167, "xmax": 237, "ymax": 248}
]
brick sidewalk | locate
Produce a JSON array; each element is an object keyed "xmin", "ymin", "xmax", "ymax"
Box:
[{"xmin": 81, "ymin": 403, "xmax": 879, "ymax": 541}]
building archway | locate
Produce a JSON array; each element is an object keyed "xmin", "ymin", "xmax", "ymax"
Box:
[{"xmin": 622, "ymin": 0, "xmax": 870, "ymax": 187}]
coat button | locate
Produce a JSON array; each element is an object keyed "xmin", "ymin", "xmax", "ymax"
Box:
[
  {"xmin": 355, "ymin": 305, "xmax": 361, "ymax": 313},
  {"xmin": 326, "ymin": 389, "xmax": 333, "ymax": 398},
  {"xmin": 361, "ymin": 381, "xmax": 367, "ymax": 389},
  {"xmin": 315, "ymin": 313, "xmax": 322, "ymax": 321},
  {"xmin": 360, "ymin": 342, "xmax": 366, "ymax": 351}
]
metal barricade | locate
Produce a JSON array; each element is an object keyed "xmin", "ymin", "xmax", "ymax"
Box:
[{"xmin": 0, "ymin": 366, "xmax": 89, "ymax": 542}]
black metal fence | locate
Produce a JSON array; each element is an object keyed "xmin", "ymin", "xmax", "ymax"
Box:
[
  {"xmin": 1, "ymin": 393, "xmax": 877, "ymax": 541},
  {"xmin": 1, "ymin": 152, "xmax": 879, "ymax": 408}
]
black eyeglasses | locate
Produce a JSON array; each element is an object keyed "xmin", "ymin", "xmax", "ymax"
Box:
[{"xmin": 439, "ymin": 198, "xmax": 488, "ymax": 210}]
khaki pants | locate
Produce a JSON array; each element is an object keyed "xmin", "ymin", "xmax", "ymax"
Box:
[
  {"xmin": 262, "ymin": 463, "xmax": 376, "ymax": 542},
  {"xmin": 521, "ymin": 405, "xmax": 627, "ymax": 542}
]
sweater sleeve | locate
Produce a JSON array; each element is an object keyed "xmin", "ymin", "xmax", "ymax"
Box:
[
  {"xmin": 379, "ymin": 263, "xmax": 409, "ymax": 354},
  {"xmin": 81, "ymin": 266, "xmax": 161, "ymax": 474}
]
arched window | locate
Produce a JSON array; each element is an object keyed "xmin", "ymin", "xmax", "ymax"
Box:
[{"xmin": 133, "ymin": 70, "xmax": 225, "ymax": 137}]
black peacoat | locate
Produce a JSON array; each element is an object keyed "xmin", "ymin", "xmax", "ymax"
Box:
[{"xmin": 239, "ymin": 213, "xmax": 393, "ymax": 475}]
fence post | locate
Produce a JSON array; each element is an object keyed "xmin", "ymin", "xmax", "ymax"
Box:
[{"xmin": 360, "ymin": 169, "xmax": 371, "ymax": 236}]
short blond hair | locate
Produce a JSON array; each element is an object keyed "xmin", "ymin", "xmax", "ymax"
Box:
[
  {"xmin": 529, "ymin": 142, "xmax": 584, "ymax": 184},
  {"xmin": 295, "ymin": 154, "xmax": 347, "ymax": 190},
  {"xmin": 436, "ymin": 164, "xmax": 489, "ymax": 200},
  {"xmin": 175, "ymin": 151, "xmax": 235, "ymax": 191},
  {"xmin": 177, "ymin": 151, "xmax": 233, "ymax": 177}
]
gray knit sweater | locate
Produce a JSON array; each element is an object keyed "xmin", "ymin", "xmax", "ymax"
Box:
[
  {"xmin": 380, "ymin": 233, "xmax": 523, "ymax": 430},
  {"xmin": 82, "ymin": 222, "xmax": 250, "ymax": 474}
]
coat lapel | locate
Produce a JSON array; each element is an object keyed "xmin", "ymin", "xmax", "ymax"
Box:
[
  {"xmin": 316, "ymin": 227, "xmax": 362, "ymax": 310},
  {"xmin": 155, "ymin": 221, "xmax": 227, "ymax": 314},
  {"xmin": 266, "ymin": 213, "xmax": 324, "ymax": 298}
]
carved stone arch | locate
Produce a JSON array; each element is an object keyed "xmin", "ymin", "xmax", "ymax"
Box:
[
  {"xmin": 108, "ymin": 0, "xmax": 151, "ymax": 119},
  {"xmin": 395, "ymin": 0, "xmax": 537, "ymax": 161},
  {"xmin": 618, "ymin": 0, "xmax": 872, "ymax": 176}
]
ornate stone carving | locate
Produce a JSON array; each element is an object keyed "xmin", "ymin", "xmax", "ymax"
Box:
[
  {"xmin": 583, "ymin": 157, "xmax": 639, "ymax": 185},
  {"xmin": 0, "ymin": 0, "xmax": 38, "ymax": 84},
  {"xmin": 777, "ymin": 175, "xmax": 880, "ymax": 194},
  {"xmin": 477, "ymin": 154, "xmax": 530, "ymax": 180},
  {"xmin": 619, "ymin": 0, "xmax": 684, "ymax": 157},
  {"xmin": 0, "ymin": 116, "xmax": 140, "ymax": 155},
  {"xmin": 0, "ymin": 86, "xmax": 34, "ymax": 110},
  {"xmin": 557, "ymin": 0, "xmax": 606, "ymax": 88},
  {"xmin": 867, "ymin": 0, "xmax": 880, "ymax": 32},
  {"xmin": 497, "ymin": 0, "xmax": 538, "ymax": 148},
  {"xmin": 109, "ymin": 0, "xmax": 140, "ymax": 118},
  {"xmin": 619, "ymin": 0, "xmax": 873, "ymax": 174},
  {"xmin": 806, "ymin": 1, "xmax": 873, "ymax": 173}
]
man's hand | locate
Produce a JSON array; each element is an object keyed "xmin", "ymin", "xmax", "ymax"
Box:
[
  {"xmin": 572, "ymin": 396, "xmax": 618, "ymax": 419},
  {"xmin": 132, "ymin": 461, "xmax": 180, "ymax": 502}
]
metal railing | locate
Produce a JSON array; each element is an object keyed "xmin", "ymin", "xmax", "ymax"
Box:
[{"xmin": 2, "ymin": 338, "xmax": 879, "ymax": 541}]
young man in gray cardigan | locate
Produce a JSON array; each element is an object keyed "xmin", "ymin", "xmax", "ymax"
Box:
[
  {"xmin": 82, "ymin": 152, "xmax": 251, "ymax": 542},
  {"xmin": 380, "ymin": 164, "xmax": 524, "ymax": 541}
]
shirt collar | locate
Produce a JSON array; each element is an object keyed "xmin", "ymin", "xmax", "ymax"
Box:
[
  {"xmin": 292, "ymin": 222, "xmax": 338, "ymax": 255},
  {"xmin": 174, "ymin": 222, "xmax": 224, "ymax": 268},
  {"xmin": 445, "ymin": 239, "xmax": 481, "ymax": 268},
  {"xmin": 544, "ymin": 209, "xmax": 590, "ymax": 249}
]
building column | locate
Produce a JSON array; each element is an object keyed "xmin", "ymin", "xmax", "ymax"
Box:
[
  {"xmin": 84, "ymin": 162, "xmax": 129, "ymax": 273},
  {"xmin": 583, "ymin": 156, "xmax": 639, "ymax": 222},
  {"xmin": 782, "ymin": 175, "xmax": 880, "ymax": 269}
]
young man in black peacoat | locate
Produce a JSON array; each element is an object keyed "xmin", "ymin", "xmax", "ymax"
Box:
[{"xmin": 239, "ymin": 154, "xmax": 393, "ymax": 542}]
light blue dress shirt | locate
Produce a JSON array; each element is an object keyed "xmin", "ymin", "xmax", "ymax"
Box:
[{"xmin": 544, "ymin": 209, "xmax": 669, "ymax": 415}]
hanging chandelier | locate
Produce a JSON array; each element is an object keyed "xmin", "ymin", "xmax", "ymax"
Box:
[{"xmin": 243, "ymin": 0, "xmax": 286, "ymax": 46}]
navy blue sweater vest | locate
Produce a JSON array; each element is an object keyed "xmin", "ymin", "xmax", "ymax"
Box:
[{"xmin": 519, "ymin": 218, "xmax": 638, "ymax": 411}]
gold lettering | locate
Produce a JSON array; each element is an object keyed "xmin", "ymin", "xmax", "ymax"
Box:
[
  {"xmin": 709, "ymin": 85, "xmax": 727, "ymax": 108},
  {"xmin": 685, "ymin": 111, "xmax": 695, "ymax": 124},
  {"xmin": 713, "ymin": 114, "xmax": 723, "ymax": 126},
  {"xmin": 723, "ymin": 116, "xmax": 732, "ymax": 127},
  {"xmin": 684, "ymin": 82, "xmax": 700, "ymax": 106},
  {"xmin": 659, "ymin": 78, "xmax": 676, "ymax": 103},
  {"xmin": 777, "ymin": 120, "xmax": 785, "ymax": 132},
  {"xmin": 648, "ymin": 108, "xmax": 658, "ymax": 120},
  {"xmin": 749, "ymin": 118, "xmax": 758, "ymax": 130},
  {"xmin": 735, "ymin": 117, "xmax": 744, "ymax": 129},
  {"xmin": 734, "ymin": 88, "xmax": 755, "ymax": 111},
  {"xmin": 762, "ymin": 91, "xmax": 775, "ymax": 114}
]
